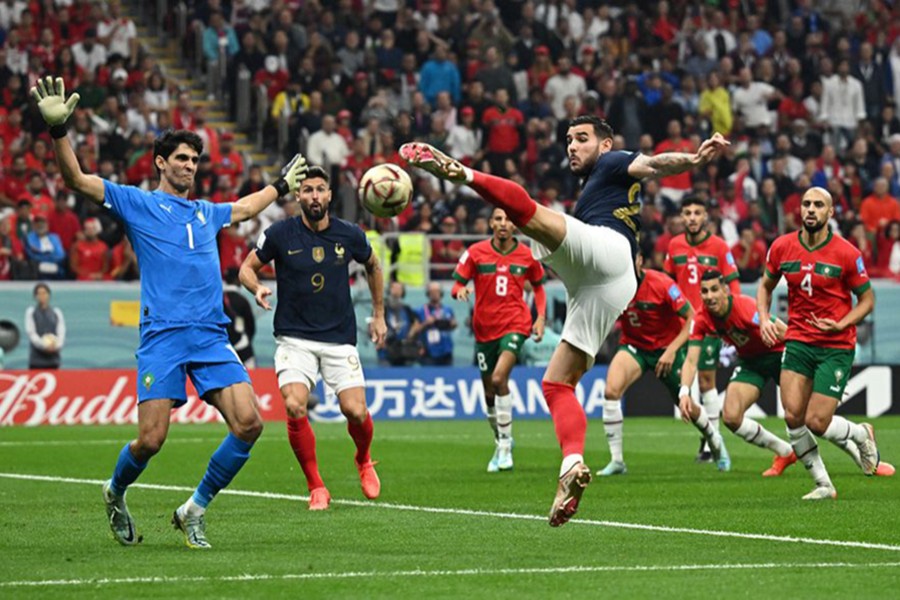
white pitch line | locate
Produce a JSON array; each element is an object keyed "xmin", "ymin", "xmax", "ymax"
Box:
[
  {"xmin": 3, "ymin": 561, "xmax": 900, "ymax": 588},
  {"xmin": 2, "ymin": 472, "xmax": 899, "ymax": 553}
]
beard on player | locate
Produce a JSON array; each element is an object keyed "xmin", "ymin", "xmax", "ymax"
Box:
[
  {"xmin": 802, "ymin": 213, "xmax": 827, "ymax": 234},
  {"xmin": 301, "ymin": 197, "xmax": 329, "ymax": 222},
  {"xmin": 569, "ymin": 146, "xmax": 601, "ymax": 177}
]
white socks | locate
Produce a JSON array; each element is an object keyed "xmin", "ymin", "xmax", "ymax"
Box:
[
  {"xmin": 734, "ymin": 417, "xmax": 793, "ymax": 457},
  {"xmin": 182, "ymin": 496, "xmax": 206, "ymax": 518},
  {"xmin": 495, "ymin": 393, "xmax": 513, "ymax": 443},
  {"xmin": 603, "ymin": 399, "xmax": 624, "ymax": 463},
  {"xmin": 788, "ymin": 425, "xmax": 832, "ymax": 488},
  {"xmin": 560, "ymin": 453, "xmax": 584, "ymax": 477},
  {"xmin": 701, "ymin": 388, "xmax": 721, "ymax": 433},
  {"xmin": 692, "ymin": 405, "xmax": 721, "ymax": 451},
  {"xmin": 486, "ymin": 405, "xmax": 498, "ymax": 440},
  {"xmin": 822, "ymin": 416, "xmax": 869, "ymax": 446}
]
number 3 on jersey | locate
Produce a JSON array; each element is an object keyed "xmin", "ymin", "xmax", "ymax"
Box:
[
  {"xmin": 800, "ymin": 273, "xmax": 813, "ymax": 297},
  {"xmin": 687, "ymin": 263, "xmax": 699, "ymax": 284}
]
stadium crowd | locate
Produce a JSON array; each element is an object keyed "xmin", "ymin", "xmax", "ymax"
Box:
[{"xmin": 4, "ymin": 0, "xmax": 900, "ymax": 282}]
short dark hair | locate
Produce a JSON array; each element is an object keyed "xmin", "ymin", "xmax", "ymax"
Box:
[
  {"xmin": 305, "ymin": 165, "xmax": 330, "ymax": 184},
  {"xmin": 701, "ymin": 269, "xmax": 723, "ymax": 282},
  {"xmin": 681, "ymin": 196, "xmax": 706, "ymax": 209},
  {"xmin": 567, "ymin": 115, "xmax": 614, "ymax": 140},
  {"xmin": 153, "ymin": 130, "xmax": 203, "ymax": 168},
  {"xmin": 33, "ymin": 282, "xmax": 50, "ymax": 296}
]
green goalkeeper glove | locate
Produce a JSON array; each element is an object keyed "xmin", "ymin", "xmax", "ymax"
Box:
[
  {"xmin": 273, "ymin": 153, "xmax": 309, "ymax": 197},
  {"xmin": 30, "ymin": 77, "xmax": 80, "ymax": 137}
]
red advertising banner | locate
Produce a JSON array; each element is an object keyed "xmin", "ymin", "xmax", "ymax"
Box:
[{"xmin": 0, "ymin": 370, "xmax": 287, "ymax": 426}]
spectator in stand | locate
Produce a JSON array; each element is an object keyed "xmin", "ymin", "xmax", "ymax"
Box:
[
  {"xmin": 482, "ymin": 88, "xmax": 524, "ymax": 175},
  {"xmin": 699, "ymin": 71, "xmax": 732, "ymax": 136},
  {"xmin": 1, "ymin": 155, "xmax": 29, "ymax": 209},
  {"xmin": 306, "ymin": 115, "xmax": 350, "ymax": 172},
  {"xmin": 24, "ymin": 213, "xmax": 66, "ymax": 280},
  {"xmin": 731, "ymin": 223, "xmax": 767, "ymax": 283},
  {"xmin": 430, "ymin": 215, "xmax": 465, "ymax": 279},
  {"xmin": 47, "ymin": 193, "xmax": 81, "ymax": 254},
  {"xmin": 820, "ymin": 58, "xmax": 866, "ymax": 153},
  {"xmin": 203, "ymin": 11, "xmax": 240, "ymax": 63},
  {"xmin": 860, "ymin": 177, "xmax": 900, "ymax": 234},
  {"xmin": 109, "ymin": 236, "xmax": 138, "ymax": 281},
  {"xmin": 731, "ymin": 66, "xmax": 780, "ymax": 133},
  {"xmin": 98, "ymin": 0, "xmax": 138, "ymax": 68},
  {"xmin": 21, "ymin": 172, "xmax": 53, "ymax": 214},
  {"xmin": 476, "ymin": 44, "xmax": 517, "ymax": 103},
  {"xmin": 654, "ymin": 120, "xmax": 694, "ymax": 204},
  {"xmin": 379, "ymin": 281, "xmax": 421, "ymax": 366},
  {"xmin": 71, "ymin": 28, "xmax": 107, "ymax": 73},
  {"xmin": 0, "ymin": 213, "xmax": 24, "ymax": 280},
  {"xmin": 854, "ymin": 42, "xmax": 885, "ymax": 121},
  {"xmin": 410, "ymin": 281, "xmax": 456, "ymax": 366},
  {"xmin": 446, "ymin": 106, "xmax": 483, "ymax": 166},
  {"xmin": 543, "ymin": 55, "xmax": 586, "ymax": 121},
  {"xmin": 215, "ymin": 132, "xmax": 244, "ymax": 188},
  {"xmin": 876, "ymin": 221, "xmax": 900, "ymax": 277},
  {"xmin": 25, "ymin": 283, "xmax": 65, "ymax": 370},
  {"xmin": 70, "ymin": 217, "xmax": 109, "ymax": 281},
  {"xmin": 418, "ymin": 43, "xmax": 460, "ymax": 106},
  {"xmin": 848, "ymin": 220, "xmax": 876, "ymax": 272}
]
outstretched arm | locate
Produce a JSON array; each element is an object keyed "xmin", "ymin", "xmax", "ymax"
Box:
[
  {"xmin": 231, "ymin": 153, "xmax": 308, "ymax": 223},
  {"xmin": 31, "ymin": 77, "xmax": 105, "ymax": 204},
  {"xmin": 628, "ymin": 133, "xmax": 730, "ymax": 179}
]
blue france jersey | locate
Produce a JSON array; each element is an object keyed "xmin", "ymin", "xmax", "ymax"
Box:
[
  {"xmin": 572, "ymin": 150, "xmax": 642, "ymax": 257},
  {"xmin": 255, "ymin": 216, "xmax": 372, "ymax": 345},
  {"xmin": 103, "ymin": 181, "xmax": 232, "ymax": 325}
]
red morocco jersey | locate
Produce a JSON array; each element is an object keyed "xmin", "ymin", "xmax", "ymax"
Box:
[
  {"xmin": 619, "ymin": 269, "xmax": 690, "ymax": 350},
  {"xmin": 765, "ymin": 230, "xmax": 870, "ymax": 349},
  {"xmin": 453, "ymin": 239, "xmax": 545, "ymax": 342},
  {"xmin": 690, "ymin": 294, "xmax": 784, "ymax": 358},
  {"xmin": 664, "ymin": 232, "xmax": 740, "ymax": 310}
]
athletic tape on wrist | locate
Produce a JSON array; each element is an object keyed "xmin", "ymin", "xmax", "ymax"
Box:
[
  {"xmin": 49, "ymin": 124, "xmax": 68, "ymax": 139},
  {"xmin": 679, "ymin": 385, "xmax": 691, "ymax": 398},
  {"xmin": 272, "ymin": 178, "xmax": 290, "ymax": 197}
]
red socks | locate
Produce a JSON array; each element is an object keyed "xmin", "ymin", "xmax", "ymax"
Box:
[
  {"xmin": 541, "ymin": 381, "xmax": 587, "ymax": 457},
  {"xmin": 347, "ymin": 412, "xmax": 374, "ymax": 465},
  {"xmin": 470, "ymin": 171, "xmax": 538, "ymax": 228},
  {"xmin": 286, "ymin": 417, "xmax": 324, "ymax": 491}
]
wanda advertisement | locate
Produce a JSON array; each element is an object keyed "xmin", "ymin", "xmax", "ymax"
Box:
[{"xmin": 0, "ymin": 365, "xmax": 896, "ymax": 426}]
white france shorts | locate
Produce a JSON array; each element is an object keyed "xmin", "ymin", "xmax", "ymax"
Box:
[
  {"xmin": 531, "ymin": 215, "xmax": 637, "ymax": 369},
  {"xmin": 274, "ymin": 336, "xmax": 366, "ymax": 393}
]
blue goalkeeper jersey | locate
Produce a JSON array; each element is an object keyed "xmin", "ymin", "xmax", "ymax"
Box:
[{"xmin": 103, "ymin": 181, "xmax": 232, "ymax": 326}]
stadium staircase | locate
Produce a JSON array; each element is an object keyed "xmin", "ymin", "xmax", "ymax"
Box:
[{"xmin": 123, "ymin": 1, "xmax": 279, "ymax": 176}]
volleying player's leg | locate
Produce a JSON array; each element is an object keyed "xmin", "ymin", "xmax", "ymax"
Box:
[
  {"xmin": 104, "ymin": 399, "xmax": 174, "ymax": 545},
  {"xmin": 492, "ymin": 348, "xmax": 519, "ymax": 471},
  {"xmin": 598, "ymin": 348, "xmax": 644, "ymax": 476},
  {"xmin": 722, "ymin": 381, "xmax": 795, "ymax": 476},
  {"xmin": 543, "ymin": 342, "xmax": 592, "ymax": 527}
]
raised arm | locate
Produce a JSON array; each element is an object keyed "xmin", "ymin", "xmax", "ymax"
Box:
[
  {"xmin": 627, "ymin": 133, "xmax": 730, "ymax": 179},
  {"xmin": 31, "ymin": 77, "xmax": 105, "ymax": 204},
  {"xmin": 231, "ymin": 153, "xmax": 308, "ymax": 223}
]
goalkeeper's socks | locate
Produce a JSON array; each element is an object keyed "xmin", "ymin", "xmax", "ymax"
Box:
[
  {"xmin": 109, "ymin": 443, "xmax": 148, "ymax": 496},
  {"xmin": 192, "ymin": 433, "xmax": 253, "ymax": 509}
]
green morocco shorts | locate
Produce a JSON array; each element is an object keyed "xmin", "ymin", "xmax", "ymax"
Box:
[
  {"xmin": 476, "ymin": 332, "xmax": 526, "ymax": 374},
  {"xmin": 781, "ymin": 340, "xmax": 855, "ymax": 400},
  {"xmin": 618, "ymin": 344, "xmax": 687, "ymax": 400},
  {"xmin": 729, "ymin": 351, "xmax": 782, "ymax": 391}
]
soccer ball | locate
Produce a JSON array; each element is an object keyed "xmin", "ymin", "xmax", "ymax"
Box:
[{"xmin": 358, "ymin": 164, "xmax": 413, "ymax": 217}]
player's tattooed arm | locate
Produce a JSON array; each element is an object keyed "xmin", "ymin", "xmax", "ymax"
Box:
[
  {"xmin": 628, "ymin": 133, "xmax": 730, "ymax": 179},
  {"xmin": 365, "ymin": 252, "xmax": 387, "ymax": 347}
]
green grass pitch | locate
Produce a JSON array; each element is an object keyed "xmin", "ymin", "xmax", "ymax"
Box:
[{"xmin": 1, "ymin": 416, "xmax": 899, "ymax": 598}]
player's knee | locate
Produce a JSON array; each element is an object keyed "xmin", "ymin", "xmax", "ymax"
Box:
[
  {"xmin": 284, "ymin": 394, "xmax": 308, "ymax": 419},
  {"xmin": 783, "ymin": 408, "xmax": 805, "ymax": 429},
  {"xmin": 340, "ymin": 403, "xmax": 367, "ymax": 424},
  {"xmin": 490, "ymin": 373, "xmax": 507, "ymax": 393},
  {"xmin": 234, "ymin": 416, "xmax": 263, "ymax": 443},
  {"xmin": 604, "ymin": 384, "xmax": 622, "ymax": 400},
  {"xmin": 722, "ymin": 408, "xmax": 742, "ymax": 432},
  {"xmin": 136, "ymin": 431, "xmax": 166, "ymax": 458},
  {"xmin": 805, "ymin": 413, "xmax": 829, "ymax": 436}
]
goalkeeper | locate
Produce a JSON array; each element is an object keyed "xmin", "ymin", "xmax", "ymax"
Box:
[{"xmin": 31, "ymin": 76, "xmax": 309, "ymax": 549}]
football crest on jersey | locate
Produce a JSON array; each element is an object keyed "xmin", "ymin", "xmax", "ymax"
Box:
[
  {"xmin": 313, "ymin": 246, "xmax": 325, "ymax": 263},
  {"xmin": 142, "ymin": 372, "xmax": 155, "ymax": 390},
  {"xmin": 335, "ymin": 243, "xmax": 346, "ymax": 264}
]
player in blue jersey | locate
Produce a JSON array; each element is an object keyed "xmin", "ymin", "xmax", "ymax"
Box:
[
  {"xmin": 239, "ymin": 166, "xmax": 387, "ymax": 511},
  {"xmin": 31, "ymin": 76, "xmax": 309, "ymax": 549},
  {"xmin": 401, "ymin": 118, "xmax": 728, "ymax": 526}
]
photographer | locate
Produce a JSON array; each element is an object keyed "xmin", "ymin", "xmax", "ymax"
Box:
[
  {"xmin": 379, "ymin": 281, "xmax": 421, "ymax": 366},
  {"xmin": 410, "ymin": 282, "xmax": 457, "ymax": 366}
]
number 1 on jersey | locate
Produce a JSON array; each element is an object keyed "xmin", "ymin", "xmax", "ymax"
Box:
[{"xmin": 186, "ymin": 224, "xmax": 194, "ymax": 249}]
